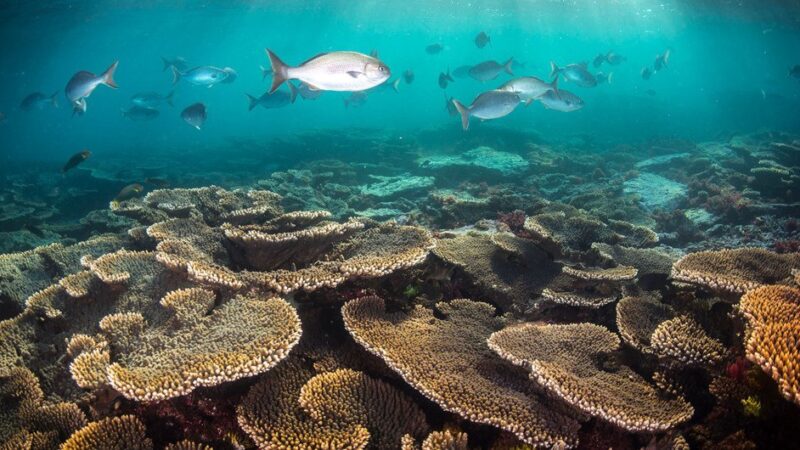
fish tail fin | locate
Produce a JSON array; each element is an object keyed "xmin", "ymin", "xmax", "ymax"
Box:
[
  {"xmin": 452, "ymin": 99, "xmax": 470, "ymax": 131},
  {"xmin": 245, "ymin": 94, "xmax": 258, "ymax": 111},
  {"xmin": 171, "ymin": 66, "xmax": 182, "ymax": 85},
  {"xmin": 288, "ymin": 83, "xmax": 298, "ymax": 103},
  {"xmin": 550, "ymin": 75, "xmax": 559, "ymax": 96},
  {"xmin": 165, "ymin": 90, "xmax": 175, "ymax": 107},
  {"xmin": 102, "ymin": 61, "xmax": 119, "ymax": 88},
  {"xmin": 266, "ymin": 48, "xmax": 290, "ymax": 94},
  {"xmin": 260, "ymin": 65, "xmax": 271, "ymax": 80},
  {"xmin": 549, "ymin": 61, "xmax": 560, "ymax": 79},
  {"xmin": 445, "ymin": 67, "xmax": 454, "ymax": 82},
  {"xmin": 607, "ymin": 72, "xmax": 614, "ymax": 84},
  {"xmin": 663, "ymin": 49, "xmax": 671, "ymax": 66},
  {"xmin": 50, "ymin": 91, "xmax": 59, "ymax": 108},
  {"xmin": 504, "ymin": 58, "xmax": 514, "ymax": 75},
  {"xmin": 161, "ymin": 57, "xmax": 171, "ymax": 71},
  {"xmin": 391, "ymin": 79, "xmax": 400, "ymax": 93}
]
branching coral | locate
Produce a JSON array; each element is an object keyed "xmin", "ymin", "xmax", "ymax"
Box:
[
  {"xmin": 60, "ymin": 415, "xmax": 152, "ymax": 450},
  {"xmin": 402, "ymin": 430, "xmax": 469, "ymax": 450},
  {"xmin": 650, "ymin": 316, "xmax": 725, "ymax": 368},
  {"xmin": 616, "ymin": 295, "xmax": 675, "ymax": 354},
  {"xmin": 342, "ymin": 296, "xmax": 580, "ymax": 448},
  {"xmin": 488, "ymin": 323, "xmax": 693, "ymax": 432},
  {"xmin": 738, "ymin": 285, "xmax": 800, "ymax": 405},
  {"xmin": 671, "ymin": 248, "xmax": 800, "ymax": 295}
]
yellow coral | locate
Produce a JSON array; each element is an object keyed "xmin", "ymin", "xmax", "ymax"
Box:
[{"xmin": 61, "ymin": 415, "xmax": 152, "ymax": 450}]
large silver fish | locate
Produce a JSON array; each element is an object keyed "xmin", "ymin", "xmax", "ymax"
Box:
[
  {"xmin": 181, "ymin": 102, "xmax": 206, "ymax": 130},
  {"xmin": 246, "ymin": 84, "xmax": 298, "ymax": 111},
  {"xmin": 539, "ymin": 89, "xmax": 584, "ymax": 112},
  {"xmin": 468, "ymin": 59, "xmax": 514, "ymax": 82},
  {"xmin": 20, "ymin": 91, "xmax": 59, "ymax": 111},
  {"xmin": 64, "ymin": 61, "xmax": 119, "ymax": 115},
  {"xmin": 266, "ymin": 49, "xmax": 390, "ymax": 93},
  {"xmin": 452, "ymin": 90, "xmax": 520, "ymax": 130},
  {"xmin": 171, "ymin": 66, "xmax": 231, "ymax": 87},
  {"xmin": 499, "ymin": 76, "xmax": 558, "ymax": 105},
  {"xmin": 550, "ymin": 62, "xmax": 597, "ymax": 87},
  {"xmin": 131, "ymin": 91, "xmax": 174, "ymax": 108}
]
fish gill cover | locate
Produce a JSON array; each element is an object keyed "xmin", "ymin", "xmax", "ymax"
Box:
[{"xmin": 0, "ymin": 0, "xmax": 799, "ymax": 449}]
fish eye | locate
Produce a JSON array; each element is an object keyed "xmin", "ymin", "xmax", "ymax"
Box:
[{"xmin": 379, "ymin": 66, "xmax": 385, "ymax": 72}]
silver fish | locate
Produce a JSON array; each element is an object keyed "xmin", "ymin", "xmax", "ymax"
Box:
[
  {"xmin": 162, "ymin": 56, "xmax": 188, "ymax": 72},
  {"xmin": 65, "ymin": 61, "xmax": 119, "ymax": 115},
  {"xmin": 246, "ymin": 84, "xmax": 298, "ymax": 111},
  {"xmin": 266, "ymin": 49, "xmax": 390, "ymax": 93},
  {"xmin": 172, "ymin": 66, "xmax": 231, "ymax": 87},
  {"xmin": 131, "ymin": 91, "xmax": 174, "ymax": 108},
  {"xmin": 426, "ymin": 43, "xmax": 444, "ymax": 54},
  {"xmin": 468, "ymin": 59, "xmax": 514, "ymax": 82},
  {"xmin": 181, "ymin": 102, "xmax": 206, "ymax": 130},
  {"xmin": 20, "ymin": 91, "xmax": 59, "ymax": 111},
  {"xmin": 499, "ymin": 76, "xmax": 558, "ymax": 105},
  {"xmin": 540, "ymin": 90, "xmax": 584, "ymax": 112},
  {"xmin": 122, "ymin": 105, "xmax": 159, "ymax": 121},
  {"xmin": 260, "ymin": 65, "xmax": 273, "ymax": 80},
  {"xmin": 654, "ymin": 49, "xmax": 671, "ymax": 71},
  {"xmin": 452, "ymin": 65, "xmax": 473, "ymax": 79},
  {"xmin": 550, "ymin": 62, "xmax": 597, "ymax": 87},
  {"xmin": 452, "ymin": 90, "xmax": 520, "ymax": 130},
  {"xmin": 605, "ymin": 52, "xmax": 626, "ymax": 65},
  {"xmin": 475, "ymin": 31, "xmax": 491, "ymax": 48}
]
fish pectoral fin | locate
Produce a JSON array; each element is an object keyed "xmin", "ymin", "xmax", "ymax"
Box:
[{"xmin": 347, "ymin": 71, "xmax": 363, "ymax": 78}]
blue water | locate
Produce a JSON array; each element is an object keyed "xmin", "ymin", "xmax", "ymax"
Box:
[{"xmin": 1, "ymin": 0, "xmax": 799, "ymax": 163}]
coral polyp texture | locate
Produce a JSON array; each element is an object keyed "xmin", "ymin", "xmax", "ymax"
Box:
[
  {"xmin": 671, "ymin": 248, "xmax": 800, "ymax": 295},
  {"xmin": 738, "ymin": 285, "xmax": 800, "ymax": 405},
  {"xmin": 615, "ymin": 295, "xmax": 675, "ymax": 354},
  {"xmin": 401, "ymin": 430, "xmax": 470, "ymax": 450},
  {"xmin": 487, "ymin": 323, "xmax": 693, "ymax": 432},
  {"xmin": 650, "ymin": 316, "xmax": 726, "ymax": 368},
  {"xmin": 60, "ymin": 415, "xmax": 152, "ymax": 450},
  {"xmin": 341, "ymin": 296, "xmax": 581, "ymax": 448}
]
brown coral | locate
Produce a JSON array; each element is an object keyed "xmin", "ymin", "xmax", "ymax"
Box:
[
  {"xmin": 402, "ymin": 430, "xmax": 469, "ymax": 450},
  {"xmin": 540, "ymin": 288, "xmax": 617, "ymax": 309},
  {"xmin": 616, "ymin": 295, "xmax": 675, "ymax": 354},
  {"xmin": 562, "ymin": 265, "xmax": 638, "ymax": 282},
  {"xmin": 488, "ymin": 323, "xmax": 693, "ymax": 432},
  {"xmin": 342, "ymin": 296, "xmax": 580, "ymax": 448},
  {"xmin": 671, "ymin": 248, "xmax": 800, "ymax": 295},
  {"xmin": 60, "ymin": 415, "xmax": 152, "ymax": 450},
  {"xmin": 738, "ymin": 285, "xmax": 800, "ymax": 405},
  {"xmin": 650, "ymin": 316, "xmax": 725, "ymax": 368}
]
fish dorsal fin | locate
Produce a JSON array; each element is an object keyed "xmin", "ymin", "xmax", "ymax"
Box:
[{"xmin": 298, "ymin": 52, "xmax": 329, "ymax": 66}]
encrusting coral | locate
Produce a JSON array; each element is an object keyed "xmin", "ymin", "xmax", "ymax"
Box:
[
  {"xmin": 671, "ymin": 247, "xmax": 800, "ymax": 295},
  {"xmin": 650, "ymin": 316, "xmax": 726, "ymax": 368},
  {"xmin": 342, "ymin": 296, "xmax": 581, "ymax": 448},
  {"xmin": 738, "ymin": 285, "xmax": 800, "ymax": 406},
  {"xmin": 487, "ymin": 323, "xmax": 694, "ymax": 432}
]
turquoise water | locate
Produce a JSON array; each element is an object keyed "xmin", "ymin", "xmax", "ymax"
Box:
[{"xmin": 1, "ymin": 0, "xmax": 799, "ymax": 161}]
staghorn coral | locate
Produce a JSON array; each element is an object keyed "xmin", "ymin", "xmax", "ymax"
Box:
[
  {"xmin": 616, "ymin": 295, "xmax": 675, "ymax": 354},
  {"xmin": 488, "ymin": 323, "xmax": 693, "ymax": 432},
  {"xmin": 238, "ymin": 357, "xmax": 372, "ymax": 450},
  {"xmin": 738, "ymin": 285, "xmax": 800, "ymax": 405},
  {"xmin": 342, "ymin": 296, "xmax": 580, "ymax": 448},
  {"xmin": 671, "ymin": 248, "xmax": 800, "ymax": 295},
  {"xmin": 298, "ymin": 368, "xmax": 429, "ymax": 448},
  {"xmin": 60, "ymin": 415, "xmax": 152, "ymax": 450},
  {"xmin": 650, "ymin": 316, "xmax": 725, "ymax": 368}
]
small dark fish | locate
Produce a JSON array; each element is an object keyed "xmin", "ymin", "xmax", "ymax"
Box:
[
  {"xmin": 645, "ymin": 89, "xmax": 657, "ymax": 96},
  {"xmin": 654, "ymin": 49, "xmax": 671, "ymax": 71},
  {"xmin": 20, "ymin": 91, "xmax": 59, "ymax": 111},
  {"xmin": 452, "ymin": 65, "xmax": 473, "ymax": 79},
  {"xmin": 343, "ymin": 91, "xmax": 368, "ymax": 108},
  {"xmin": 297, "ymin": 83, "xmax": 323, "ymax": 100},
  {"xmin": 114, "ymin": 183, "xmax": 144, "ymax": 202},
  {"xmin": 468, "ymin": 59, "xmax": 514, "ymax": 82},
  {"xmin": 550, "ymin": 62, "xmax": 597, "ymax": 87},
  {"xmin": 789, "ymin": 65, "xmax": 800, "ymax": 79},
  {"xmin": 475, "ymin": 31, "xmax": 491, "ymax": 48},
  {"xmin": 144, "ymin": 177, "xmax": 170, "ymax": 188},
  {"xmin": 605, "ymin": 52, "xmax": 626, "ymax": 65},
  {"xmin": 122, "ymin": 105, "xmax": 159, "ymax": 121},
  {"xmin": 62, "ymin": 150, "xmax": 91, "ymax": 173},
  {"xmin": 403, "ymin": 69, "xmax": 415, "ymax": 84},
  {"xmin": 452, "ymin": 90, "xmax": 520, "ymax": 130},
  {"xmin": 162, "ymin": 56, "xmax": 188, "ymax": 72},
  {"xmin": 246, "ymin": 84, "xmax": 298, "ymax": 111},
  {"xmin": 595, "ymin": 72, "xmax": 613, "ymax": 84},
  {"xmin": 641, "ymin": 67, "xmax": 653, "ymax": 80},
  {"xmin": 539, "ymin": 89, "xmax": 584, "ymax": 112},
  {"xmin": 426, "ymin": 43, "xmax": 443, "ymax": 54},
  {"xmin": 131, "ymin": 91, "xmax": 174, "ymax": 108},
  {"xmin": 444, "ymin": 93, "xmax": 458, "ymax": 116},
  {"xmin": 181, "ymin": 102, "xmax": 206, "ymax": 130},
  {"xmin": 65, "ymin": 61, "xmax": 119, "ymax": 115},
  {"xmin": 592, "ymin": 54, "xmax": 606, "ymax": 68},
  {"xmin": 438, "ymin": 69, "xmax": 454, "ymax": 89}
]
